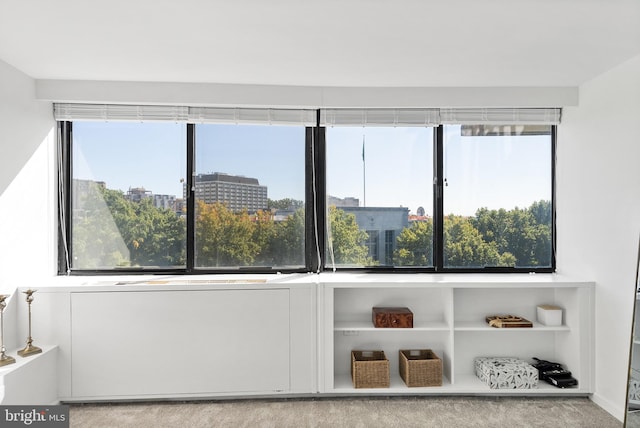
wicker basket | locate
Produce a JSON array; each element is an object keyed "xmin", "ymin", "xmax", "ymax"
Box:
[
  {"xmin": 399, "ymin": 349, "xmax": 442, "ymax": 387},
  {"xmin": 351, "ymin": 350, "xmax": 390, "ymax": 388}
]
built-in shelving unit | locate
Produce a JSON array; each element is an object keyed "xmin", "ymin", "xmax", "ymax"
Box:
[
  {"xmin": 320, "ymin": 273, "xmax": 594, "ymax": 396},
  {"xmin": 22, "ymin": 273, "xmax": 595, "ymax": 402}
]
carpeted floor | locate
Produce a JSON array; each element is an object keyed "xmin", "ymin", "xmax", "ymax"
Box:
[{"xmin": 68, "ymin": 396, "xmax": 622, "ymax": 428}]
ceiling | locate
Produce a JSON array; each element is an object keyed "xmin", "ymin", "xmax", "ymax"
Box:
[{"xmin": 1, "ymin": 0, "xmax": 639, "ymax": 88}]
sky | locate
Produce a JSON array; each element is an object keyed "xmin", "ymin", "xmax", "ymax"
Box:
[{"xmin": 73, "ymin": 122, "xmax": 551, "ymax": 216}]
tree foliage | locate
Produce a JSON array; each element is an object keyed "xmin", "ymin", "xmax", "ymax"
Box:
[
  {"xmin": 195, "ymin": 201, "xmax": 259, "ymax": 266},
  {"xmin": 73, "ymin": 186, "xmax": 186, "ymax": 268},
  {"xmin": 394, "ymin": 219, "xmax": 433, "ymax": 266},
  {"xmin": 473, "ymin": 200, "xmax": 552, "ymax": 267},
  {"xmin": 444, "ymin": 215, "xmax": 515, "ymax": 267},
  {"xmin": 327, "ymin": 206, "xmax": 374, "ymax": 266},
  {"xmin": 394, "ymin": 200, "xmax": 551, "ymax": 268},
  {"xmin": 266, "ymin": 208, "xmax": 305, "ymax": 266},
  {"xmin": 267, "ymin": 198, "xmax": 304, "ymax": 210},
  {"xmin": 73, "ymin": 187, "xmax": 551, "ymax": 270}
]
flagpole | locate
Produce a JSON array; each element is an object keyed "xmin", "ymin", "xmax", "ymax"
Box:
[{"xmin": 362, "ymin": 135, "xmax": 366, "ymax": 207}]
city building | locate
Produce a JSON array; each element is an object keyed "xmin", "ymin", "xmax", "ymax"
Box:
[
  {"xmin": 328, "ymin": 195, "xmax": 360, "ymax": 207},
  {"xmin": 339, "ymin": 206, "xmax": 409, "ymax": 264},
  {"xmin": 188, "ymin": 172, "xmax": 268, "ymax": 213},
  {"xmin": 152, "ymin": 193, "xmax": 176, "ymax": 211},
  {"xmin": 125, "ymin": 187, "xmax": 151, "ymax": 203},
  {"xmin": 125, "ymin": 187, "xmax": 178, "ymax": 212}
]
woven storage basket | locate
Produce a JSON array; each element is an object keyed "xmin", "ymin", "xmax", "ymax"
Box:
[
  {"xmin": 351, "ymin": 350, "xmax": 390, "ymax": 388},
  {"xmin": 399, "ymin": 349, "xmax": 442, "ymax": 387}
]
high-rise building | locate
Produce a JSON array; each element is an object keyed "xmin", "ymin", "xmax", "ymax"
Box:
[{"xmin": 188, "ymin": 173, "xmax": 268, "ymax": 212}]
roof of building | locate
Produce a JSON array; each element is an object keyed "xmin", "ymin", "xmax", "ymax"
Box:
[{"xmin": 196, "ymin": 173, "xmax": 260, "ymax": 185}]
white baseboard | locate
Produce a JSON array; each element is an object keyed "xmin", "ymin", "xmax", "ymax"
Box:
[{"xmin": 591, "ymin": 392, "xmax": 624, "ymax": 423}]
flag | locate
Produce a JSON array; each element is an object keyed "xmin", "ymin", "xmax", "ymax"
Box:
[{"xmin": 362, "ymin": 135, "xmax": 365, "ymax": 162}]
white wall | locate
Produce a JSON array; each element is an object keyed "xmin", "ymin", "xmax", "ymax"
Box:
[
  {"xmin": 0, "ymin": 60, "xmax": 55, "ymax": 346},
  {"xmin": 557, "ymin": 53, "xmax": 640, "ymax": 420},
  {"xmin": 36, "ymin": 79, "xmax": 578, "ymax": 109},
  {"xmin": 0, "ymin": 60, "xmax": 53, "ymax": 197}
]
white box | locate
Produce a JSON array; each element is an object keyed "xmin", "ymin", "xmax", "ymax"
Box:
[{"xmin": 537, "ymin": 304, "xmax": 563, "ymax": 326}]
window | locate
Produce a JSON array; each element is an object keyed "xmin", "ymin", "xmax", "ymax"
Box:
[
  {"xmin": 442, "ymin": 124, "xmax": 553, "ymax": 269},
  {"xmin": 69, "ymin": 122, "xmax": 187, "ymax": 270},
  {"xmin": 193, "ymin": 124, "xmax": 306, "ymax": 269},
  {"xmin": 365, "ymin": 230, "xmax": 380, "ymax": 262},
  {"xmin": 384, "ymin": 230, "xmax": 394, "ymax": 265},
  {"xmin": 59, "ymin": 105, "xmax": 313, "ymax": 274},
  {"xmin": 58, "ymin": 105, "xmax": 557, "ymax": 274},
  {"xmin": 325, "ymin": 127, "xmax": 433, "ymax": 268}
]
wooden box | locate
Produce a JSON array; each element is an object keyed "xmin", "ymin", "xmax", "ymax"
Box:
[
  {"xmin": 372, "ymin": 307, "xmax": 413, "ymax": 328},
  {"xmin": 351, "ymin": 350, "xmax": 390, "ymax": 388},
  {"xmin": 485, "ymin": 315, "xmax": 532, "ymax": 328},
  {"xmin": 399, "ymin": 349, "xmax": 442, "ymax": 387}
]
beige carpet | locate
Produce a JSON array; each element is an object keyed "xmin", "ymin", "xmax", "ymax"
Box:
[{"xmin": 68, "ymin": 396, "xmax": 622, "ymax": 428}]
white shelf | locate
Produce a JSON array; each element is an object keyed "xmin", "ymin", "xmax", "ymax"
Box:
[
  {"xmin": 330, "ymin": 373, "xmax": 588, "ymax": 395},
  {"xmin": 323, "ymin": 279, "xmax": 594, "ymax": 396},
  {"xmin": 333, "ymin": 373, "xmax": 453, "ymax": 393},
  {"xmin": 335, "ymin": 320, "xmax": 450, "ymax": 332},
  {"xmin": 454, "ymin": 321, "xmax": 570, "ymax": 332},
  {"xmin": 319, "ymin": 272, "xmax": 594, "ymax": 288},
  {"xmin": 452, "ymin": 374, "xmax": 588, "ymax": 395}
]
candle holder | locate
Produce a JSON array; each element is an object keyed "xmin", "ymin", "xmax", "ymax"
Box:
[
  {"xmin": 17, "ymin": 289, "xmax": 42, "ymax": 358},
  {"xmin": 0, "ymin": 295, "xmax": 15, "ymax": 366}
]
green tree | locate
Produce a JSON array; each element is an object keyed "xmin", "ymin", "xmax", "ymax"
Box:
[
  {"xmin": 72, "ymin": 186, "xmax": 186, "ymax": 268},
  {"xmin": 195, "ymin": 201, "xmax": 259, "ymax": 266},
  {"xmin": 528, "ymin": 200, "xmax": 552, "ymax": 226},
  {"xmin": 268, "ymin": 198, "xmax": 304, "ymax": 210},
  {"xmin": 252, "ymin": 209, "xmax": 276, "ymax": 265},
  {"xmin": 328, "ymin": 206, "xmax": 374, "ymax": 266},
  {"xmin": 394, "ymin": 219, "xmax": 433, "ymax": 266},
  {"xmin": 473, "ymin": 201, "xmax": 552, "ymax": 267},
  {"xmin": 266, "ymin": 208, "xmax": 305, "ymax": 266},
  {"xmin": 124, "ymin": 198, "xmax": 186, "ymax": 267},
  {"xmin": 444, "ymin": 215, "xmax": 515, "ymax": 267},
  {"xmin": 73, "ymin": 186, "xmax": 131, "ymax": 268}
]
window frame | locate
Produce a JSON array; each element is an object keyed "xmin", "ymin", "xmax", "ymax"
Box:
[
  {"xmin": 57, "ymin": 111, "xmax": 556, "ymax": 275},
  {"xmin": 58, "ymin": 121, "xmax": 316, "ymax": 275},
  {"xmin": 319, "ymin": 124, "xmax": 556, "ymax": 274}
]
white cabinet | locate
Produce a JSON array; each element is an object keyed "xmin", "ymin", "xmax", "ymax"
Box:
[
  {"xmin": 71, "ymin": 289, "xmax": 290, "ymax": 398},
  {"xmin": 320, "ymin": 274, "xmax": 593, "ymax": 395},
  {"xmin": 58, "ymin": 277, "xmax": 318, "ymax": 401}
]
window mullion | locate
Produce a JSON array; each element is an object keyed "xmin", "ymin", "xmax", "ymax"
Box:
[
  {"xmin": 307, "ymin": 116, "xmax": 326, "ymax": 272},
  {"xmin": 550, "ymin": 125, "xmax": 557, "ymax": 270},
  {"xmin": 58, "ymin": 121, "xmax": 73, "ymax": 274},
  {"xmin": 186, "ymin": 123, "xmax": 195, "ymax": 272},
  {"xmin": 433, "ymin": 126, "xmax": 444, "ymax": 271}
]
